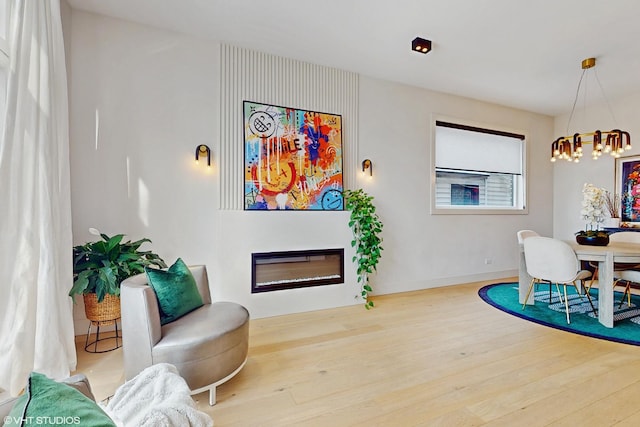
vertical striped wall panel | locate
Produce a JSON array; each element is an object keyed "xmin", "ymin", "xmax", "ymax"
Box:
[{"xmin": 220, "ymin": 44, "xmax": 359, "ymax": 210}]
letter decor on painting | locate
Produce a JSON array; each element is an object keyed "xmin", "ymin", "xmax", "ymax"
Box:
[{"xmin": 243, "ymin": 101, "xmax": 344, "ymax": 210}]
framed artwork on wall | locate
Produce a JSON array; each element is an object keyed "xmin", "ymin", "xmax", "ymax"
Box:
[
  {"xmin": 243, "ymin": 101, "xmax": 343, "ymax": 210},
  {"xmin": 615, "ymin": 154, "xmax": 640, "ymax": 224}
]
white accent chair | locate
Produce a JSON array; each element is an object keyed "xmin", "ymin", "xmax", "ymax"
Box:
[
  {"xmin": 523, "ymin": 236, "xmax": 596, "ymax": 323},
  {"xmin": 121, "ymin": 265, "xmax": 249, "ymax": 405}
]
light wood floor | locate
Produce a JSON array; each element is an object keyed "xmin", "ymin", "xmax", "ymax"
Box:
[{"xmin": 75, "ymin": 278, "xmax": 640, "ymax": 426}]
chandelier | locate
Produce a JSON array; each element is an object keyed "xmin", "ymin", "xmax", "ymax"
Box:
[{"xmin": 550, "ymin": 57, "xmax": 631, "ymax": 163}]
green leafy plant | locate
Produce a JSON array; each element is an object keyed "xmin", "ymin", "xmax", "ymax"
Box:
[
  {"xmin": 69, "ymin": 232, "xmax": 167, "ymax": 303},
  {"xmin": 343, "ymin": 189, "xmax": 384, "ymax": 309}
]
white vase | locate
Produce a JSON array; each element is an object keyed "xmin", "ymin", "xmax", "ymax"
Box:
[{"xmin": 603, "ymin": 217, "xmax": 621, "ymax": 228}]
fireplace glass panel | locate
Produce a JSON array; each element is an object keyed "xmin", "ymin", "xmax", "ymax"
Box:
[{"xmin": 251, "ymin": 249, "xmax": 344, "ymax": 293}]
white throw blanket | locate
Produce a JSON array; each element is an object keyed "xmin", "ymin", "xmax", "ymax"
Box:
[{"xmin": 103, "ymin": 363, "xmax": 213, "ymax": 427}]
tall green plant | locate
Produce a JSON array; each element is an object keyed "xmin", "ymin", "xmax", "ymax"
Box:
[
  {"xmin": 69, "ymin": 233, "xmax": 167, "ymax": 302},
  {"xmin": 343, "ymin": 189, "xmax": 384, "ymax": 309}
]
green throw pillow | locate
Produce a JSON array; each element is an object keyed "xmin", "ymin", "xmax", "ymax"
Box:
[
  {"xmin": 4, "ymin": 372, "xmax": 115, "ymax": 427},
  {"xmin": 146, "ymin": 258, "xmax": 204, "ymax": 325}
]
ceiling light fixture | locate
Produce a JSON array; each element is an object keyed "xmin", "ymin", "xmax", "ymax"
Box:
[
  {"xmin": 551, "ymin": 57, "xmax": 631, "ymax": 163},
  {"xmin": 411, "ymin": 37, "xmax": 431, "ymax": 54}
]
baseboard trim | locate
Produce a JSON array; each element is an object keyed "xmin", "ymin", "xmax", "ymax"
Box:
[{"xmin": 374, "ymin": 269, "xmax": 518, "ymax": 295}]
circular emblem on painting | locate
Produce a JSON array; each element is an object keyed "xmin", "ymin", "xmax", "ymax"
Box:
[
  {"xmin": 321, "ymin": 189, "xmax": 344, "ymax": 210},
  {"xmin": 248, "ymin": 110, "xmax": 277, "ymax": 139}
]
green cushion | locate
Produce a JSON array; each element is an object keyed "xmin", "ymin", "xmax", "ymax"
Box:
[
  {"xmin": 4, "ymin": 372, "xmax": 115, "ymax": 426},
  {"xmin": 146, "ymin": 258, "xmax": 204, "ymax": 325}
]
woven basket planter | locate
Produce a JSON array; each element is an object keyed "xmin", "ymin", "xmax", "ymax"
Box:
[{"xmin": 83, "ymin": 293, "xmax": 121, "ymax": 325}]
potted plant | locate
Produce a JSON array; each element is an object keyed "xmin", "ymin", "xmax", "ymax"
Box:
[
  {"xmin": 69, "ymin": 231, "xmax": 167, "ymax": 322},
  {"xmin": 576, "ymin": 183, "xmax": 609, "ymax": 246},
  {"xmin": 603, "ymin": 190, "xmax": 623, "ymax": 228},
  {"xmin": 343, "ymin": 189, "xmax": 384, "ymax": 309}
]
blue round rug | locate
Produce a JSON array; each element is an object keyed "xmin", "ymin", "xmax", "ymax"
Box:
[{"xmin": 478, "ymin": 282, "xmax": 640, "ymax": 346}]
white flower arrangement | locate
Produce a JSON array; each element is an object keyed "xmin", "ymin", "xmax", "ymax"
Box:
[{"xmin": 580, "ymin": 183, "xmax": 606, "ymax": 230}]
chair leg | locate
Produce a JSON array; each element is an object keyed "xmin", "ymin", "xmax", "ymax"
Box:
[
  {"xmin": 573, "ymin": 280, "xmax": 597, "ymax": 316},
  {"xmin": 618, "ymin": 281, "xmax": 632, "ymax": 308},
  {"xmin": 586, "ymin": 268, "xmax": 598, "ymax": 294},
  {"xmin": 613, "ymin": 279, "xmax": 630, "ymax": 308},
  {"xmin": 209, "ymin": 386, "xmax": 217, "ymax": 406},
  {"xmin": 535, "ymin": 280, "xmax": 553, "ymax": 302},
  {"xmin": 554, "ymin": 283, "xmax": 564, "ymax": 304},
  {"xmin": 563, "ymin": 284, "xmax": 570, "ymax": 324},
  {"xmin": 522, "ymin": 278, "xmax": 538, "ymax": 309}
]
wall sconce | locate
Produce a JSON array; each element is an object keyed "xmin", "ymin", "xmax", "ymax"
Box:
[
  {"xmin": 361, "ymin": 159, "xmax": 373, "ymax": 177},
  {"xmin": 195, "ymin": 144, "xmax": 212, "ymax": 169}
]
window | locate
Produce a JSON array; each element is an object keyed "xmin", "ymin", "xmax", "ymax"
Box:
[{"xmin": 432, "ymin": 120, "xmax": 526, "ymax": 213}]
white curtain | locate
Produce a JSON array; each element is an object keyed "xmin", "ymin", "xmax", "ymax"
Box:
[{"xmin": 0, "ymin": 0, "xmax": 76, "ymax": 395}]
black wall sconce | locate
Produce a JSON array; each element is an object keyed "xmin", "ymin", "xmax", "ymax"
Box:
[
  {"xmin": 361, "ymin": 159, "xmax": 373, "ymax": 177},
  {"xmin": 195, "ymin": 144, "xmax": 212, "ymax": 168},
  {"xmin": 412, "ymin": 37, "xmax": 432, "ymax": 54}
]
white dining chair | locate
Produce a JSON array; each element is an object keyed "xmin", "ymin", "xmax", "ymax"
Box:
[
  {"xmin": 523, "ymin": 236, "xmax": 596, "ymax": 323},
  {"xmin": 589, "ymin": 231, "xmax": 640, "ymax": 296},
  {"xmin": 612, "ymin": 269, "xmax": 639, "ymax": 308},
  {"xmin": 517, "ymin": 229, "xmax": 539, "ymax": 244},
  {"xmin": 517, "ymin": 230, "xmax": 555, "ymax": 302},
  {"xmin": 607, "ymin": 232, "xmax": 640, "ymax": 307}
]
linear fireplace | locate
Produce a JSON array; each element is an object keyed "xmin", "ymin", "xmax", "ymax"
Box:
[{"xmin": 251, "ymin": 248, "xmax": 344, "ymax": 293}]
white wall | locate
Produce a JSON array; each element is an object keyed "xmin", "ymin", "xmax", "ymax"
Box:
[
  {"xmin": 358, "ymin": 77, "xmax": 554, "ymax": 293},
  {"xmin": 68, "ymin": 11, "xmax": 221, "ymax": 332},
  {"xmin": 553, "ymin": 91, "xmax": 640, "ymax": 241},
  {"xmin": 68, "ymin": 10, "xmax": 554, "ymax": 333}
]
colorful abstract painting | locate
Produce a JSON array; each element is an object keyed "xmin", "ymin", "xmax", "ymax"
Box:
[
  {"xmin": 244, "ymin": 101, "xmax": 343, "ymax": 210},
  {"xmin": 616, "ymin": 155, "xmax": 640, "ymax": 223}
]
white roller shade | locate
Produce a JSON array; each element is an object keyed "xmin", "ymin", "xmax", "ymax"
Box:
[{"xmin": 435, "ymin": 123, "xmax": 523, "ymax": 175}]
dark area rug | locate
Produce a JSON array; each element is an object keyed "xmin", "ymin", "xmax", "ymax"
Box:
[{"xmin": 479, "ymin": 282, "xmax": 640, "ymax": 346}]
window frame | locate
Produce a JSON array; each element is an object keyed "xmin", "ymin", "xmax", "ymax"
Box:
[{"xmin": 430, "ymin": 115, "xmax": 528, "ymax": 215}]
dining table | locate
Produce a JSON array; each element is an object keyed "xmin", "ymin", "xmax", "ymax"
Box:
[{"xmin": 519, "ymin": 240, "xmax": 640, "ymax": 328}]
